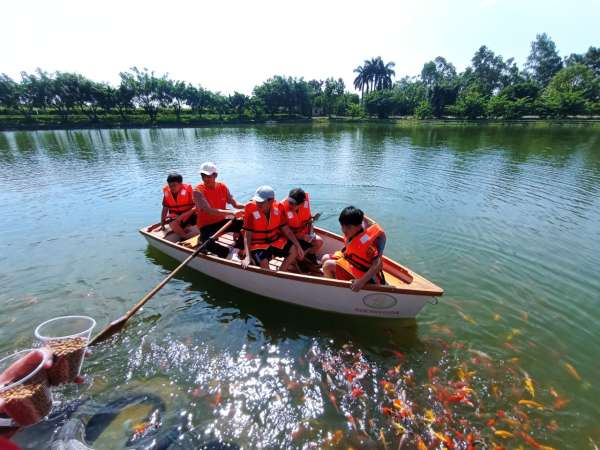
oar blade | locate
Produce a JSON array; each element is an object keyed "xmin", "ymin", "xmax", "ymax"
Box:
[{"xmin": 89, "ymin": 316, "xmax": 128, "ymax": 346}]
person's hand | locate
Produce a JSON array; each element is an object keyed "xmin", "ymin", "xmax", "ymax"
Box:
[
  {"xmin": 159, "ymin": 224, "xmax": 165, "ymax": 231},
  {"xmin": 350, "ymin": 277, "xmax": 368, "ymax": 292},
  {"xmin": 0, "ymin": 348, "xmax": 53, "ymax": 412},
  {"xmin": 296, "ymin": 245, "xmax": 305, "ymax": 261},
  {"xmin": 241, "ymin": 256, "xmax": 251, "ymax": 269},
  {"xmin": 234, "ymin": 209, "xmax": 244, "ymax": 219}
]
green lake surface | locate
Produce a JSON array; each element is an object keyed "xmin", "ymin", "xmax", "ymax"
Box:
[{"xmin": 0, "ymin": 124, "xmax": 599, "ymax": 449}]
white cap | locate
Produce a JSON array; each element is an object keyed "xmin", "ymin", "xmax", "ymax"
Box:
[
  {"xmin": 252, "ymin": 185, "xmax": 275, "ymax": 203},
  {"xmin": 199, "ymin": 161, "xmax": 218, "ymax": 176}
]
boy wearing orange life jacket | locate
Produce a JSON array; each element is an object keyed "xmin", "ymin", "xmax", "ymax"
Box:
[
  {"xmin": 241, "ymin": 186, "xmax": 305, "ymax": 272},
  {"xmin": 161, "ymin": 173, "xmax": 199, "ymax": 240},
  {"xmin": 322, "ymin": 206, "xmax": 387, "ymax": 292},
  {"xmin": 281, "ymin": 188, "xmax": 323, "ymax": 262},
  {"xmin": 193, "ymin": 162, "xmax": 245, "ymax": 258}
]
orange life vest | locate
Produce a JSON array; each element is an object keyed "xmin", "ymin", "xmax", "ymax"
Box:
[
  {"xmin": 163, "ymin": 183, "xmax": 195, "ymax": 218},
  {"xmin": 195, "ymin": 182, "xmax": 230, "ymax": 227},
  {"xmin": 244, "ymin": 201, "xmax": 288, "ymax": 250},
  {"xmin": 336, "ymin": 224, "xmax": 384, "ymax": 280},
  {"xmin": 282, "ymin": 193, "xmax": 312, "ymax": 238}
]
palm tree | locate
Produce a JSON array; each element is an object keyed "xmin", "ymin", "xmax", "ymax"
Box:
[
  {"xmin": 373, "ymin": 57, "xmax": 395, "ymax": 90},
  {"xmin": 354, "ymin": 57, "xmax": 396, "ymax": 99},
  {"xmin": 353, "ymin": 64, "xmax": 366, "ymax": 101}
]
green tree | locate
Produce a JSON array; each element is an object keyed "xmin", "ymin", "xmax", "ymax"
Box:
[
  {"xmin": 185, "ymin": 85, "xmax": 212, "ymax": 117},
  {"xmin": 447, "ymin": 85, "xmax": 487, "ymax": 118},
  {"xmin": 363, "ymin": 90, "xmax": 394, "ymax": 118},
  {"xmin": 391, "ymin": 76, "xmax": 427, "ymax": 116},
  {"xmin": 19, "ymin": 69, "xmax": 53, "ymax": 117},
  {"xmin": 120, "ymin": 67, "xmax": 170, "ymax": 122},
  {"xmin": 565, "ymin": 46, "xmax": 600, "ymax": 76},
  {"xmin": 421, "ymin": 57, "xmax": 456, "ymax": 88},
  {"xmin": 542, "ymin": 64, "xmax": 599, "ymax": 116},
  {"xmin": 0, "ymin": 74, "xmax": 20, "ymax": 111},
  {"xmin": 526, "ymin": 33, "xmax": 563, "ymax": 87},
  {"xmin": 229, "ymin": 91, "xmax": 249, "ymax": 118},
  {"xmin": 470, "ymin": 46, "xmax": 510, "ymax": 96}
]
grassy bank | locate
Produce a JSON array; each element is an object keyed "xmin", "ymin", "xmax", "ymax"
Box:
[{"xmin": 0, "ymin": 112, "xmax": 598, "ymax": 132}]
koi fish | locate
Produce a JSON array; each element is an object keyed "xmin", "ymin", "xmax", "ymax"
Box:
[
  {"xmin": 493, "ymin": 313, "xmax": 501, "ymax": 321},
  {"xmin": 518, "ymin": 431, "xmax": 542, "ymax": 448},
  {"xmin": 213, "ymin": 390, "xmax": 222, "ymax": 406},
  {"xmin": 468, "ymin": 349, "xmax": 492, "ymax": 360},
  {"xmin": 328, "ymin": 392, "xmax": 339, "ymax": 412},
  {"xmin": 428, "ymin": 366, "xmax": 440, "ymax": 381},
  {"xmin": 351, "ymin": 386, "xmax": 364, "ymax": 398},
  {"xmin": 506, "ymin": 328, "xmax": 522, "ymax": 341},
  {"xmin": 433, "ymin": 431, "xmax": 454, "ymax": 449},
  {"xmin": 424, "ymin": 409, "xmax": 436, "ymax": 423},
  {"xmin": 457, "ymin": 367, "xmax": 476, "ymax": 381},
  {"xmin": 381, "ymin": 380, "xmax": 396, "ymax": 394},
  {"xmin": 331, "ymin": 429, "xmax": 344, "ymax": 445},
  {"xmin": 522, "ymin": 371, "xmax": 535, "ymax": 398},
  {"xmin": 379, "ymin": 429, "xmax": 389, "ymax": 450},
  {"xmin": 518, "ymin": 399, "xmax": 544, "ymax": 410},
  {"xmin": 502, "ymin": 417, "xmax": 521, "ymax": 428},
  {"xmin": 416, "ymin": 436, "xmax": 427, "ymax": 450},
  {"xmin": 458, "ymin": 311, "xmax": 477, "ymax": 325},
  {"xmin": 553, "ymin": 397, "xmax": 570, "ymax": 410},
  {"xmin": 393, "ymin": 399, "xmax": 403, "ymax": 409},
  {"xmin": 132, "ymin": 422, "xmax": 151, "ymax": 434},
  {"xmin": 494, "ymin": 430, "xmax": 515, "ymax": 439},
  {"xmin": 344, "ymin": 368, "xmax": 358, "ymax": 382},
  {"xmin": 546, "ymin": 420, "xmax": 559, "ymax": 431},
  {"xmin": 392, "ymin": 422, "xmax": 405, "ymax": 435},
  {"xmin": 563, "ymin": 362, "xmax": 582, "ymax": 381}
]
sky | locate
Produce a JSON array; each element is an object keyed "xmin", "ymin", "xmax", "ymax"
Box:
[{"xmin": 2, "ymin": 0, "xmax": 599, "ymax": 95}]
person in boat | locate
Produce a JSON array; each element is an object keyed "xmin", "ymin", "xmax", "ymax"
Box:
[
  {"xmin": 193, "ymin": 162, "xmax": 245, "ymax": 258},
  {"xmin": 280, "ymin": 188, "xmax": 323, "ymax": 265},
  {"xmin": 241, "ymin": 186, "xmax": 305, "ymax": 272},
  {"xmin": 321, "ymin": 206, "xmax": 387, "ymax": 292},
  {"xmin": 161, "ymin": 173, "xmax": 199, "ymax": 241}
]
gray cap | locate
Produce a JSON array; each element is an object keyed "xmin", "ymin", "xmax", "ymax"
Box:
[{"xmin": 252, "ymin": 185, "xmax": 275, "ymax": 203}]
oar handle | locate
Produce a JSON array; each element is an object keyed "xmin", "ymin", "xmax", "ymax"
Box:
[{"xmin": 90, "ymin": 219, "xmax": 234, "ymax": 345}]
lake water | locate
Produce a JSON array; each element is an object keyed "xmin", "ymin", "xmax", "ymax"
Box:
[{"xmin": 0, "ymin": 123, "xmax": 599, "ymax": 449}]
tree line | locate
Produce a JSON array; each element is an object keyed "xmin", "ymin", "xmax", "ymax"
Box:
[
  {"xmin": 362, "ymin": 34, "xmax": 599, "ymax": 119},
  {"xmin": 0, "ymin": 33, "xmax": 598, "ymax": 124}
]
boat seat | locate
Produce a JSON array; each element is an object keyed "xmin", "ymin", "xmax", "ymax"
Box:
[{"xmin": 179, "ymin": 234, "xmax": 324, "ymax": 276}]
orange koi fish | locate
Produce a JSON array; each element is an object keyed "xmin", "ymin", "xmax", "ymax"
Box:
[
  {"xmin": 518, "ymin": 399, "xmax": 544, "ymax": 410},
  {"xmin": 328, "ymin": 392, "xmax": 339, "ymax": 412},
  {"xmin": 494, "ymin": 430, "xmax": 515, "ymax": 439}
]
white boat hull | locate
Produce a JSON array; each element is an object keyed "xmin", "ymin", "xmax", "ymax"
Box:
[{"xmin": 141, "ymin": 227, "xmax": 442, "ymax": 319}]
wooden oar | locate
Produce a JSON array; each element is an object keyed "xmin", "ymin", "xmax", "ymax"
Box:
[{"xmin": 90, "ymin": 220, "xmax": 234, "ymax": 346}]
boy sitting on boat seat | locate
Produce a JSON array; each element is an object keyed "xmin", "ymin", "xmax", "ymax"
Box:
[
  {"xmin": 160, "ymin": 173, "xmax": 199, "ymax": 242},
  {"xmin": 322, "ymin": 206, "xmax": 387, "ymax": 291},
  {"xmin": 241, "ymin": 186, "xmax": 306, "ymax": 272},
  {"xmin": 280, "ymin": 188, "xmax": 324, "ymax": 268}
]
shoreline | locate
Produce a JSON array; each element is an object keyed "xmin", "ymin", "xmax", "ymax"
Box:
[{"xmin": 0, "ymin": 115, "xmax": 599, "ymax": 132}]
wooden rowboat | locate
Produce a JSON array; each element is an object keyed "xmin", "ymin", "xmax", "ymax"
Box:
[{"xmin": 140, "ymin": 224, "xmax": 443, "ymax": 318}]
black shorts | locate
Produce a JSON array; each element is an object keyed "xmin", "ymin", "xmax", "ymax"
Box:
[
  {"xmin": 177, "ymin": 213, "xmax": 197, "ymax": 229},
  {"xmin": 283, "ymin": 239, "xmax": 313, "ymax": 252},
  {"xmin": 251, "ymin": 245, "xmax": 290, "ymax": 264},
  {"xmin": 200, "ymin": 218, "xmax": 243, "ymax": 241}
]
